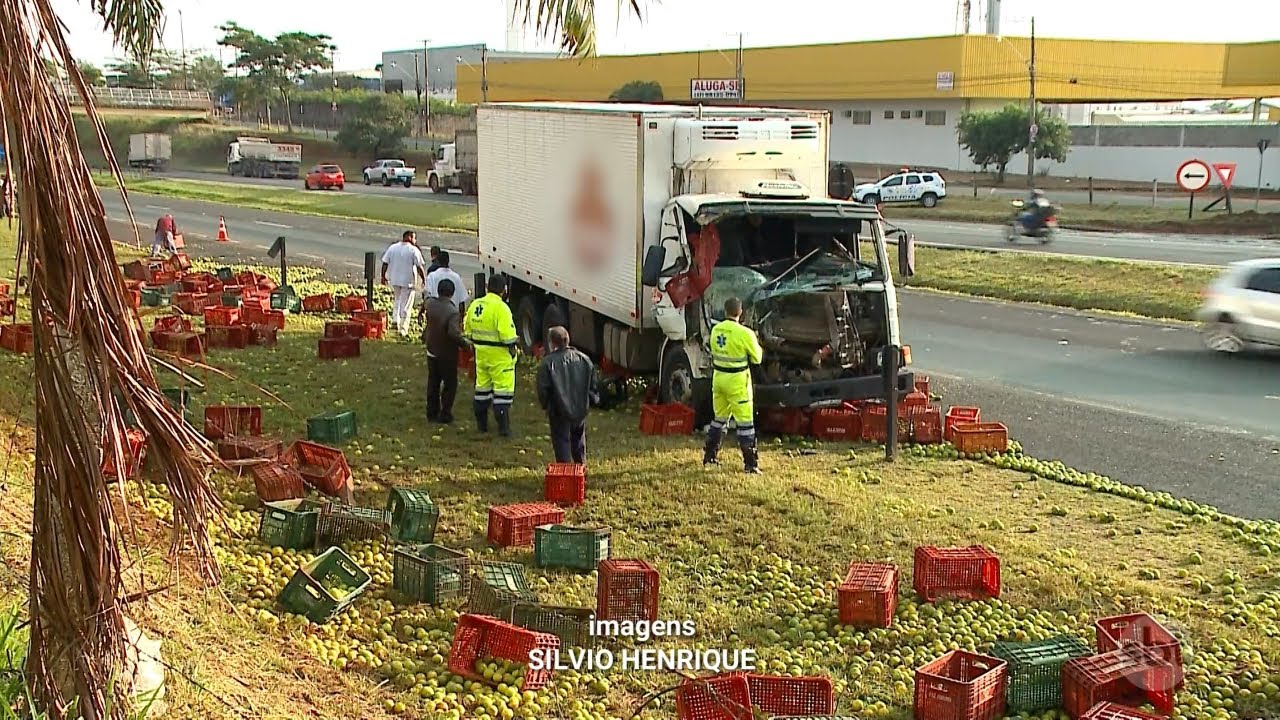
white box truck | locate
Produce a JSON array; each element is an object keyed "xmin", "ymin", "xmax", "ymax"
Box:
[
  {"xmin": 128, "ymin": 133, "xmax": 171, "ymax": 171},
  {"xmin": 477, "ymin": 102, "xmax": 916, "ymax": 420},
  {"xmin": 226, "ymin": 136, "xmax": 303, "ymax": 179}
]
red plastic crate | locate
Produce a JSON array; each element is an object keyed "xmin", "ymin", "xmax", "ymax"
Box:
[
  {"xmin": 639, "ymin": 403, "xmax": 695, "ymax": 435},
  {"xmin": 745, "ymin": 673, "xmax": 835, "ymax": 716},
  {"xmin": 149, "ymin": 269, "xmax": 178, "ymax": 285},
  {"xmin": 218, "ymin": 435, "xmax": 283, "ymax": 461},
  {"xmin": 153, "ymin": 315, "xmax": 193, "ymax": 334},
  {"xmin": 180, "ymin": 277, "xmax": 209, "ymax": 294},
  {"xmin": 302, "ymin": 293, "xmax": 335, "ymax": 313},
  {"xmin": 206, "ymin": 324, "xmax": 250, "ymax": 350},
  {"xmin": 596, "ymin": 558, "xmax": 659, "ymax": 622},
  {"xmin": 758, "ymin": 407, "xmax": 811, "ymax": 436},
  {"xmin": 861, "ymin": 403, "xmax": 911, "ymax": 444},
  {"xmin": 1095, "ymin": 613, "xmax": 1183, "ymax": 688},
  {"xmin": 235, "ymin": 271, "xmax": 259, "ymax": 288},
  {"xmin": 914, "ymin": 545, "xmax": 1001, "ymax": 602},
  {"xmin": 487, "ymin": 502, "xmax": 566, "ymax": 547},
  {"xmin": 910, "ymin": 406, "xmax": 945, "ymax": 444},
  {"xmin": 915, "ymin": 375, "xmax": 931, "ymax": 396},
  {"xmin": 125, "ymin": 289, "xmax": 141, "ymax": 309},
  {"xmin": 915, "ymin": 650, "xmax": 1008, "ymax": 720},
  {"xmin": 944, "ymin": 406, "xmax": 981, "ymax": 441},
  {"xmin": 256, "ymin": 276, "xmax": 278, "ymax": 293},
  {"xmin": 810, "ymin": 407, "xmax": 861, "ymax": 441},
  {"xmin": 1080, "ymin": 702, "xmax": 1168, "ymax": 720},
  {"xmin": 352, "ymin": 310, "xmax": 387, "ymax": 339},
  {"xmin": 448, "ymin": 614, "xmax": 560, "ymax": 691},
  {"xmin": 838, "ymin": 562, "xmax": 899, "ymax": 628},
  {"xmin": 458, "ymin": 346, "xmax": 476, "ymax": 379},
  {"xmin": 950, "ymin": 422, "xmax": 1009, "ymax": 455},
  {"xmin": 173, "ymin": 292, "xmax": 210, "ymax": 316},
  {"xmin": 248, "ymin": 325, "xmax": 278, "ymax": 347},
  {"xmin": 674, "ymin": 674, "xmax": 753, "ymax": 720},
  {"xmin": 102, "ymin": 428, "xmax": 148, "ymax": 480},
  {"xmin": 150, "ymin": 331, "xmax": 204, "ymax": 358},
  {"xmin": 283, "ymin": 440, "xmax": 352, "ymax": 502},
  {"xmin": 903, "ymin": 390, "xmax": 930, "ymax": 407},
  {"xmin": 1062, "ymin": 646, "xmax": 1176, "ymax": 719},
  {"xmin": 249, "ymin": 460, "xmax": 306, "ymax": 503},
  {"xmin": 336, "ymin": 295, "xmax": 368, "ymax": 314},
  {"xmin": 203, "ymin": 405, "xmax": 263, "ymax": 440},
  {"xmin": 204, "ymin": 306, "xmax": 240, "ymax": 327},
  {"xmin": 544, "ymin": 463, "xmax": 587, "ymax": 506},
  {"xmin": 0, "ymin": 323, "xmax": 33, "ymax": 354},
  {"xmin": 0, "ymin": 281, "xmax": 12, "ymax": 295},
  {"xmin": 318, "ymin": 337, "xmax": 361, "ymax": 359},
  {"xmin": 242, "ymin": 306, "xmax": 286, "ymax": 331},
  {"xmin": 323, "ymin": 321, "xmax": 366, "ymax": 340}
]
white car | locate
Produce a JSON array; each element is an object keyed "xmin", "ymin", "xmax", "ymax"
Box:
[
  {"xmin": 363, "ymin": 159, "xmax": 416, "ymax": 187},
  {"xmin": 854, "ymin": 170, "xmax": 947, "ymax": 208},
  {"xmin": 1195, "ymin": 258, "xmax": 1280, "ymax": 354}
]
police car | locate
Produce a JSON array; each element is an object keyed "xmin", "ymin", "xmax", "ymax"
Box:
[{"xmin": 853, "ymin": 169, "xmax": 947, "ymax": 208}]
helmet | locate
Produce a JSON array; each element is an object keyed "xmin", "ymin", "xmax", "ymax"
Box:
[{"xmin": 1031, "ymin": 189, "xmax": 1045, "ymax": 198}]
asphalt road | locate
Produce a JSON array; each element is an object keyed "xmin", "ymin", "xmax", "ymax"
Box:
[
  {"xmin": 101, "ymin": 189, "xmax": 1280, "ymax": 269},
  {"xmin": 165, "ymin": 169, "xmax": 477, "ymax": 205}
]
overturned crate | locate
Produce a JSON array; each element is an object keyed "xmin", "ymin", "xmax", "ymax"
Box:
[
  {"xmin": 534, "ymin": 524, "xmax": 611, "ymax": 573},
  {"xmin": 258, "ymin": 498, "xmax": 327, "ymax": 549},
  {"xmin": 508, "ymin": 603, "xmax": 595, "ymax": 649},
  {"xmin": 392, "ymin": 544, "xmax": 470, "ymax": 605},
  {"xmin": 277, "ymin": 547, "xmax": 371, "ymax": 624},
  {"xmin": 387, "ymin": 488, "xmax": 439, "ymax": 544},
  {"xmin": 314, "ymin": 502, "xmax": 392, "ymax": 549},
  {"xmin": 467, "ymin": 561, "xmax": 538, "ymax": 618}
]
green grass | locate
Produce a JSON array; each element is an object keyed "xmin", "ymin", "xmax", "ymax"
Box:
[
  {"xmin": 94, "ymin": 174, "xmax": 478, "ymax": 233},
  {"xmin": 884, "ymin": 196, "xmax": 1280, "ymax": 236},
  {"xmin": 2, "ymin": 242, "xmax": 1278, "ymax": 718},
  {"xmin": 907, "ymin": 247, "xmax": 1216, "ymax": 320}
]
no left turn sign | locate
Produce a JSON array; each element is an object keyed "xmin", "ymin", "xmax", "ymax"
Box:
[{"xmin": 1176, "ymin": 159, "xmax": 1211, "ymax": 193}]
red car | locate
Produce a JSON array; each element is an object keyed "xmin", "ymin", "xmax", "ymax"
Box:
[{"xmin": 304, "ymin": 163, "xmax": 345, "ymax": 191}]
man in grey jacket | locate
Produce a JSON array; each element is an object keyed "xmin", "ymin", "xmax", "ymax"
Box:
[
  {"xmin": 423, "ymin": 279, "xmax": 471, "ymax": 423},
  {"xmin": 535, "ymin": 326, "xmax": 599, "ymax": 464}
]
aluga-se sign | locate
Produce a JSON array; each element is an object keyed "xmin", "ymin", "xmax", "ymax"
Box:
[{"xmin": 690, "ymin": 78, "xmax": 743, "ymax": 100}]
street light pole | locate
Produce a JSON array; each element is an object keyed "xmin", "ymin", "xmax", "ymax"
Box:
[
  {"xmin": 412, "ymin": 53, "xmax": 422, "ymax": 137},
  {"xmin": 423, "ymin": 40, "xmax": 432, "ymax": 140},
  {"xmin": 481, "ymin": 45, "xmax": 489, "ymax": 103},
  {"xmin": 1026, "ymin": 16, "xmax": 1037, "ymax": 190},
  {"xmin": 178, "ymin": 9, "xmax": 189, "ymax": 90},
  {"xmin": 329, "ymin": 46, "xmax": 337, "ymax": 136}
]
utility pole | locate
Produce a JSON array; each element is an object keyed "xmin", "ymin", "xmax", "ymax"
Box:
[
  {"xmin": 736, "ymin": 32, "xmax": 744, "ymax": 101},
  {"xmin": 178, "ymin": 9, "xmax": 189, "ymax": 90},
  {"xmin": 1026, "ymin": 16, "xmax": 1037, "ymax": 190},
  {"xmin": 329, "ymin": 45, "xmax": 337, "ymax": 136},
  {"xmin": 481, "ymin": 45, "xmax": 489, "ymax": 103},
  {"xmin": 412, "ymin": 53, "xmax": 422, "ymax": 137},
  {"xmin": 423, "ymin": 40, "xmax": 432, "ymax": 140}
]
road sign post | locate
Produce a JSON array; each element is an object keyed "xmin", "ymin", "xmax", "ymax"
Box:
[
  {"xmin": 267, "ymin": 236, "xmax": 287, "ymax": 290},
  {"xmin": 1258, "ymin": 139, "xmax": 1271, "ymax": 212},
  {"xmin": 1212, "ymin": 162, "xmax": 1238, "ymax": 214},
  {"xmin": 1176, "ymin": 159, "xmax": 1211, "ymax": 219}
]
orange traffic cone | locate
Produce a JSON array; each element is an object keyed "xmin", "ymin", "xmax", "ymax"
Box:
[{"xmin": 216, "ymin": 216, "xmax": 229, "ymax": 242}]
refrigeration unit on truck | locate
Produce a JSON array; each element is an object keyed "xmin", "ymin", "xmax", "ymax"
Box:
[
  {"xmin": 476, "ymin": 102, "xmax": 917, "ymax": 422},
  {"xmin": 226, "ymin": 136, "xmax": 303, "ymax": 179},
  {"xmin": 128, "ymin": 133, "xmax": 171, "ymax": 171}
]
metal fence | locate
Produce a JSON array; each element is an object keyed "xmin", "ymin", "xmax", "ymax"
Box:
[{"xmin": 58, "ymin": 84, "xmax": 212, "ymax": 111}]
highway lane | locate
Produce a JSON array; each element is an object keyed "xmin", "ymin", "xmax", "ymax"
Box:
[
  {"xmin": 100, "ymin": 189, "xmax": 1280, "ymax": 268},
  {"xmin": 164, "ymin": 169, "xmax": 477, "ymax": 205}
]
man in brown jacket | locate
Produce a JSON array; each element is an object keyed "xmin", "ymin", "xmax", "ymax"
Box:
[{"xmin": 423, "ymin": 279, "xmax": 471, "ymax": 423}]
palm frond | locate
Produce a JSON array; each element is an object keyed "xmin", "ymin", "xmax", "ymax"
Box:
[
  {"xmin": 82, "ymin": 0, "xmax": 164, "ymax": 65},
  {"xmin": 512, "ymin": 0, "xmax": 645, "ymax": 58}
]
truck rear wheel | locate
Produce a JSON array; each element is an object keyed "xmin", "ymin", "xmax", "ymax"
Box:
[
  {"xmin": 660, "ymin": 345, "xmax": 711, "ymax": 428},
  {"xmin": 383, "ymin": 175, "xmax": 392, "ymax": 187},
  {"xmin": 515, "ymin": 295, "xmax": 544, "ymax": 352}
]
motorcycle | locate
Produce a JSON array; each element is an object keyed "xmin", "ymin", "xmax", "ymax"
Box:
[{"xmin": 1005, "ymin": 199, "xmax": 1057, "ymax": 244}]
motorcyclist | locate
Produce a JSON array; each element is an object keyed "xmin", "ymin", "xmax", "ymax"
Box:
[{"xmin": 1019, "ymin": 189, "xmax": 1052, "ymax": 231}]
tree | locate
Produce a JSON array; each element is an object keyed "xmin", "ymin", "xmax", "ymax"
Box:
[
  {"xmin": 218, "ymin": 22, "xmax": 332, "ymax": 131},
  {"xmin": 2, "ymin": 2, "xmax": 220, "ymax": 720},
  {"xmin": 512, "ymin": 0, "xmax": 645, "ymax": 56},
  {"xmin": 178, "ymin": 54, "xmax": 225, "ymax": 92},
  {"xmin": 106, "ymin": 49, "xmax": 177, "ymax": 88},
  {"xmin": 956, "ymin": 104, "xmax": 1070, "ymax": 184},
  {"xmin": 609, "ymin": 80, "xmax": 662, "ymax": 102},
  {"xmin": 337, "ymin": 93, "xmax": 413, "ymax": 158},
  {"xmin": 77, "ymin": 60, "xmax": 104, "ymax": 86}
]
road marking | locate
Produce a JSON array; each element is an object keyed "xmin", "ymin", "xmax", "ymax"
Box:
[
  {"xmin": 299, "ymin": 253, "xmax": 325, "ymax": 261},
  {"xmin": 254, "ymin": 220, "xmax": 292, "ymax": 229},
  {"xmin": 144, "ymin": 204, "xmax": 170, "ymax": 211}
]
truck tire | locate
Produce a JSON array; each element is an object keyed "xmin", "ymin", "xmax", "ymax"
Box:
[
  {"xmin": 660, "ymin": 344, "xmax": 712, "ymax": 428},
  {"xmin": 404, "ymin": 178, "xmax": 412, "ymax": 188},
  {"xmin": 428, "ymin": 175, "xmax": 440, "ymax": 193},
  {"xmin": 364, "ymin": 173, "xmax": 371, "ymax": 185},
  {"xmin": 515, "ymin": 295, "xmax": 544, "ymax": 352},
  {"xmin": 383, "ymin": 175, "xmax": 392, "ymax": 187}
]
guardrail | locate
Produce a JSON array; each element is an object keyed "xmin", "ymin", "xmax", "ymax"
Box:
[{"xmin": 58, "ymin": 84, "xmax": 212, "ymax": 111}]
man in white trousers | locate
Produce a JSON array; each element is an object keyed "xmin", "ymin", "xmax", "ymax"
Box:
[{"xmin": 380, "ymin": 230, "xmax": 427, "ymax": 337}]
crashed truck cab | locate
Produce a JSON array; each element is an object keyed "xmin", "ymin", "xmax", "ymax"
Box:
[{"xmin": 641, "ymin": 181, "xmax": 917, "ymax": 414}]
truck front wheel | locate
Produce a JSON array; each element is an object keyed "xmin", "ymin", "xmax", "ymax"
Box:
[
  {"xmin": 515, "ymin": 295, "xmax": 544, "ymax": 352},
  {"xmin": 660, "ymin": 345, "xmax": 712, "ymax": 428},
  {"xmin": 428, "ymin": 175, "xmax": 440, "ymax": 193}
]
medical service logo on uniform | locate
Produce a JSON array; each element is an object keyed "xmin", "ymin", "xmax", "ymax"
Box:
[{"xmin": 569, "ymin": 157, "xmax": 614, "ymax": 272}]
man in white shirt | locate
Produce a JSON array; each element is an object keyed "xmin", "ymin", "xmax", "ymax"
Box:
[
  {"xmin": 380, "ymin": 230, "xmax": 427, "ymax": 336},
  {"xmin": 425, "ymin": 251, "xmax": 469, "ymax": 310}
]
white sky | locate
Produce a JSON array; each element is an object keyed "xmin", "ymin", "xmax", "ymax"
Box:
[{"xmin": 50, "ymin": 0, "xmax": 1280, "ymax": 71}]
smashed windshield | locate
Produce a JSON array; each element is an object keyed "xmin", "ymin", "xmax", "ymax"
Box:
[{"xmin": 706, "ymin": 212, "xmax": 885, "ymax": 283}]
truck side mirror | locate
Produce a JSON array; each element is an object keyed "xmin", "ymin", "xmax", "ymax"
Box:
[
  {"xmin": 641, "ymin": 245, "xmax": 666, "ymax": 287},
  {"xmin": 898, "ymin": 232, "xmax": 916, "ymax": 278}
]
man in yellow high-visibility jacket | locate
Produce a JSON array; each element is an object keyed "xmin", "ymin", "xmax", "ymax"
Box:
[
  {"xmin": 704, "ymin": 296, "xmax": 764, "ymax": 473},
  {"xmin": 463, "ymin": 274, "xmax": 519, "ymax": 436}
]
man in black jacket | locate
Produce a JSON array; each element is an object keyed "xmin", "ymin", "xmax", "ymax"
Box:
[
  {"xmin": 536, "ymin": 326, "xmax": 599, "ymax": 464},
  {"xmin": 423, "ymin": 279, "xmax": 471, "ymax": 423}
]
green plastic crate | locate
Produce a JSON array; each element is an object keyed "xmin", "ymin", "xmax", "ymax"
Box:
[
  {"xmin": 307, "ymin": 410, "xmax": 358, "ymax": 445},
  {"xmin": 221, "ymin": 291, "xmax": 242, "ymax": 307},
  {"xmin": 215, "ymin": 267, "xmax": 235, "ymax": 282},
  {"xmin": 510, "ymin": 603, "xmax": 595, "ymax": 648},
  {"xmin": 314, "ymin": 502, "xmax": 391, "ymax": 549},
  {"xmin": 277, "ymin": 547, "xmax": 371, "ymax": 623},
  {"xmin": 392, "ymin": 544, "xmax": 469, "ymax": 604},
  {"xmin": 992, "ymin": 634, "xmax": 1092, "ymax": 712},
  {"xmin": 534, "ymin": 524, "xmax": 611, "ymax": 572},
  {"xmin": 387, "ymin": 487, "xmax": 438, "ymax": 544},
  {"xmin": 270, "ymin": 289, "xmax": 301, "ymax": 313},
  {"xmin": 258, "ymin": 498, "xmax": 326, "ymax": 549},
  {"xmin": 141, "ymin": 289, "xmax": 169, "ymax": 307},
  {"xmin": 467, "ymin": 561, "xmax": 538, "ymax": 616}
]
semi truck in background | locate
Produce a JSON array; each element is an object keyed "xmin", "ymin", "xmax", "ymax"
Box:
[
  {"xmin": 128, "ymin": 133, "xmax": 171, "ymax": 171},
  {"xmin": 226, "ymin": 137, "xmax": 303, "ymax": 179},
  {"xmin": 426, "ymin": 110, "xmax": 479, "ymax": 195},
  {"xmin": 476, "ymin": 102, "xmax": 916, "ymax": 423}
]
